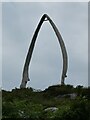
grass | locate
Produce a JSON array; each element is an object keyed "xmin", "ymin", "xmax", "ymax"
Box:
[{"xmin": 2, "ymin": 84, "xmax": 90, "ymax": 120}]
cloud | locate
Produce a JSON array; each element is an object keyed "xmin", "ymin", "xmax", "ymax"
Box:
[
  {"xmin": 0, "ymin": 3, "xmax": 2, "ymax": 88},
  {"xmin": 2, "ymin": 2, "xmax": 88, "ymax": 90}
]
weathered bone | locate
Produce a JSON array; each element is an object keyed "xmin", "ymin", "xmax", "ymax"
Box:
[{"xmin": 20, "ymin": 14, "xmax": 68, "ymax": 88}]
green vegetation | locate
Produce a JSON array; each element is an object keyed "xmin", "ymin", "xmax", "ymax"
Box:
[{"xmin": 2, "ymin": 85, "xmax": 90, "ymax": 120}]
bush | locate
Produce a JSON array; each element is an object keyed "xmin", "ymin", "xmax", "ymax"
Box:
[{"xmin": 2, "ymin": 85, "xmax": 90, "ymax": 119}]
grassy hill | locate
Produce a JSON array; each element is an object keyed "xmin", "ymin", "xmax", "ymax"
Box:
[{"xmin": 2, "ymin": 85, "xmax": 90, "ymax": 120}]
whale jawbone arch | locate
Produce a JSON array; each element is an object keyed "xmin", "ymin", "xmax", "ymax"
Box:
[
  {"xmin": 20, "ymin": 14, "xmax": 68, "ymax": 89},
  {"xmin": 20, "ymin": 71, "xmax": 29, "ymax": 88}
]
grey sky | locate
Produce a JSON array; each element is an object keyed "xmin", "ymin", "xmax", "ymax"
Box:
[
  {"xmin": 88, "ymin": 2, "xmax": 90, "ymax": 87},
  {"xmin": 2, "ymin": 2, "xmax": 88, "ymax": 90},
  {"xmin": 1, "ymin": 0, "xmax": 89, "ymax": 2},
  {"xmin": 0, "ymin": 3, "xmax": 2, "ymax": 88}
]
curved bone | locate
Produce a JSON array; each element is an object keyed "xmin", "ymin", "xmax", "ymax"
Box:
[{"xmin": 20, "ymin": 14, "xmax": 68, "ymax": 88}]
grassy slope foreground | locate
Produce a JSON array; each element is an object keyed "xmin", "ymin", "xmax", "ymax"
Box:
[{"xmin": 2, "ymin": 85, "xmax": 90, "ymax": 120}]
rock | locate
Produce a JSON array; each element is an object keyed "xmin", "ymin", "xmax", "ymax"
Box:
[
  {"xmin": 44, "ymin": 107, "xmax": 58, "ymax": 112},
  {"xmin": 18, "ymin": 110, "xmax": 24, "ymax": 117},
  {"xmin": 56, "ymin": 93, "xmax": 77, "ymax": 99},
  {"xmin": 70, "ymin": 93, "xmax": 77, "ymax": 99}
]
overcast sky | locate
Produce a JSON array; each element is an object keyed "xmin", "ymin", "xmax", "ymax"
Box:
[
  {"xmin": 2, "ymin": 2, "xmax": 88, "ymax": 90},
  {"xmin": 0, "ymin": 3, "xmax": 2, "ymax": 89}
]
